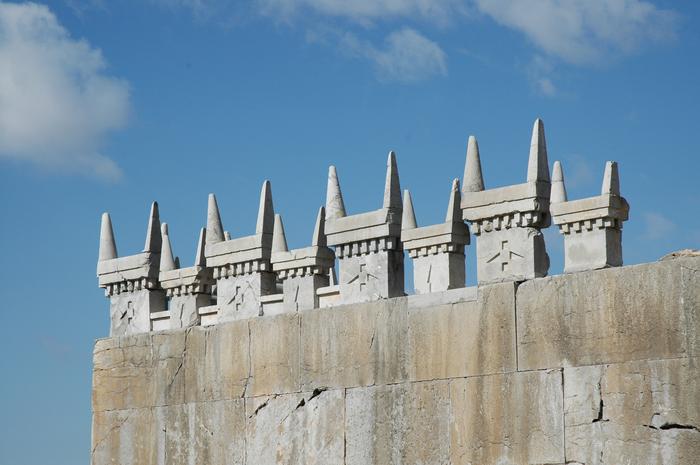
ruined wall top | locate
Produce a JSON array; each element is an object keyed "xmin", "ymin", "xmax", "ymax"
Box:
[{"xmin": 96, "ymin": 118, "xmax": 632, "ymax": 336}]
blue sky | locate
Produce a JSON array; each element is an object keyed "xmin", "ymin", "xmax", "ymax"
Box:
[{"xmin": 0, "ymin": 1, "xmax": 699, "ymax": 463}]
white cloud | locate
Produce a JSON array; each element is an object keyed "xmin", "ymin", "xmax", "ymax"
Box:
[
  {"xmin": 340, "ymin": 28, "xmax": 447, "ymax": 82},
  {"xmin": 642, "ymin": 212, "xmax": 676, "ymax": 240},
  {"xmin": 473, "ymin": 0, "xmax": 677, "ymax": 64},
  {"xmin": 0, "ymin": 2, "xmax": 129, "ymax": 180},
  {"xmin": 258, "ymin": 0, "xmax": 466, "ymax": 25}
]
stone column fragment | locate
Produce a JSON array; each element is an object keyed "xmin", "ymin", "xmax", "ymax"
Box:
[
  {"xmin": 461, "ymin": 121, "xmax": 551, "ymax": 284},
  {"xmin": 203, "ymin": 182, "xmax": 277, "ymax": 322},
  {"xmin": 158, "ymin": 226, "xmax": 214, "ymax": 328},
  {"xmin": 271, "ymin": 208, "xmax": 335, "ymax": 312},
  {"xmin": 402, "ymin": 179, "xmax": 470, "ymax": 293},
  {"xmin": 325, "ymin": 152, "xmax": 405, "ymax": 304},
  {"xmin": 550, "ymin": 161, "xmax": 629, "ymax": 273},
  {"xmin": 96, "ymin": 202, "xmax": 166, "ymax": 336}
]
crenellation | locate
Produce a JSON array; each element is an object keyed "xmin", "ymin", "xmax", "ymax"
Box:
[
  {"xmin": 461, "ymin": 119, "xmax": 551, "ymax": 284},
  {"xmin": 551, "ymin": 160, "xmax": 629, "ymax": 272},
  {"xmin": 95, "ymin": 118, "xmax": 637, "ymax": 330}
]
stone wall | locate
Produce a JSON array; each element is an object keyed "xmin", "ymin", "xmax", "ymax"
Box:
[{"xmin": 91, "ymin": 256, "xmax": 700, "ymax": 465}]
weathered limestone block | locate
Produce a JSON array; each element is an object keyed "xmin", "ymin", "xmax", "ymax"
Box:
[
  {"xmin": 564, "ymin": 358, "xmax": 700, "ymax": 465},
  {"xmin": 92, "ymin": 331, "xmax": 187, "ymax": 412},
  {"xmin": 407, "ymin": 282, "xmax": 516, "ymax": 381},
  {"xmin": 97, "ymin": 203, "xmax": 166, "ymax": 336},
  {"xmin": 92, "ymin": 407, "xmax": 156, "ymax": 465},
  {"xmin": 461, "ymin": 121, "xmax": 552, "ymax": 284},
  {"xmin": 517, "ymin": 256, "xmax": 700, "ymax": 370},
  {"xmin": 449, "ymin": 369, "xmax": 565, "ymax": 465},
  {"xmin": 550, "ymin": 160, "xmax": 630, "ymax": 273},
  {"xmin": 245, "ymin": 389, "xmax": 345, "ymax": 465},
  {"xmin": 91, "ymin": 400, "xmax": 246, "ymax": 465},
  {"xmin": 249, "ymin": 313, "xmax": 300, "ymax": 396},
  {"xmin": 300, "ymin": 298, "xmax": 409, "ymax": 390},
  {"xmin": 401, "ymin": 182, "xmax": 470, "ymax": 294},
  {"xmin": 183, "ymin": 322, "xmax": 250, "ymax": 403},
  {"xmin": 345, "ymin": 381, "xmax": 451, "ymax": 465},
  {"xmin": 204, "ymin": 182, "xmax": 277, "ymax": 322},
  {"xmin": 158, "ymin": 226, "xmax": 214, "ymax": 329},
  {"xmin": 324, "ymin": 154, "xmax": 406, "ymax": 304}
]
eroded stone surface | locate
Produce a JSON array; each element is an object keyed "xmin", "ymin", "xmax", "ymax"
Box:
[
  {"xmin": 449, "ymin": 369, "xmax": 565, "ymax": 465},
  {"xmin": 245, "ymin": 389, "xmax": 345, "ymax": 465},
  {"xmin": 407, "ymin": 282, "xmax": 516, "ymax": 381},
  {"xmin": 564, "ymin": 357, "xmax": 700, "ymax": 465},
  {"xmin": 345, "ymin": 381, "xmax": 451, "ymax": 465},
  {"xmin": 300, "ymin": 298, "xmax": 409, "ymax": 390},
  {"xmin": 249, "ymin": 313, "xmax": 300, "ymax": 396},
  {"xmin": 517, "ymin": 257, "xmax": 700, "ymax": 370}
]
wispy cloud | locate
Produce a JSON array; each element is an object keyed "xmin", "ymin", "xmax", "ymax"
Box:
[
  {"xmin": 340, "ymin": 28, "xmax": 448, "ymax": 83},
  {"xmin": 257, "ymin": 0, "xmax": 467, "ymax": 25},
  {"xmin": 473, "ymin": 0, "xmax": 678, "ymax": 65},
  {"xmin": 0, "ymin": 2, "xmax": 129, "ymax": 180},
  {"xmin": 642, "ymin": 212, "xmax": 676, "ymax": 240}
]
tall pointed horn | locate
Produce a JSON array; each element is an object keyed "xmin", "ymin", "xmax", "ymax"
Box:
[
  {"xmin": 383, "ymin": 151, "xmax": 402, "ymax": 209},
  {"xmin": 256, "ymin": 180, "xmax": 275, "ymax": 235},
  {"xmin": 402, "ymin": 190, "xmax": 417, "ymax": 230},
  {"xmin": 325, "ymin": 165, "xmax": 346, "ymax": 220},
  {"xmin": 527, "ymin": 118, "xmax": 551, "ymax": 183},
  {"xmin": 463, "ymin": 136, "xmax": 485, "ymax": 193},
  {"xmin": 312, "ymin": 206, "xmax": 327, "ymax": 247},
  {"xmin": 551, "ymin": 161, "xmax": 568, "ymax": 203},
  {"xmin": 160, "ymin": 223, "xmax": 177, "ymax": 271},
  {"xmin": 207, "ymin": 194, "xmax": 225, "ymax": 243},
  {"xmin": 272, "ymin": 214, "xmax": 289, "ymax": 253},
  {"xmin": 195, "ymin": 228, "xmax": 207, "ymax": 267},
  {"xmin": 601, "ymin": 161, "xmax": 620, "ymax": 196},
  {"xmin": 98, "ymin": 212, "xmax": 117, "ymax": 261},
  {"xmin": 446, "ymin": 178, "xmax": 462, "ymax": 222},
  {"xmin": 144, "ymin": 201, "xmax": 162, "ymax": 253}
]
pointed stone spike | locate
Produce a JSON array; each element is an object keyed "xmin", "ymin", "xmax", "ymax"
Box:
[
  {"xmin": 195, "ymin": 228, "xmax": 206, "ymax": 267},
  {"xmin": 325, "ymin": 166, "xmax": 346, "ymax": 220},
  {"xmin": 527, "ymin": 118, "xmax": 551, "ymax": 183},
  {"xmin": 446, "ymin": 178, "xmax": 462, "ymax": 222},
  {"xmin": 207, "ymin": 194, "xmax": 225, "ymax": 243},
  {"xmin": 98, "ymin": 212, "xmax": 118, "ymax": 261},
  {"xmin": 551, "ymin": 161, "xmax": 568, "ymax": 203},
  {"xmin": 601, "ymin": 161, "xmax": 620, "ymax": 196},
  {"xmin": 256, "ymin": 180, "xmax": 275, "ymax": 235},
  {"xmin": 383, "ymin": 151, "xmax": 402, "ymax": 209},
  {"xmin": 312, "ymin": 206, "xmax": 327, "ymax": 247},
  {"xmin": 272, "ymin": 214, "xmax": 289, "ymax": 253},
  {"xmin": 144, "ymin": 201, "xmax": 162, "ymax": 253},
  {"xmin": 402, "ymin": 190, "xmax": 417, "ymax": 230},
  {"xmin": 160, "ymin": 223, "xmax": 177, "ymax": 271},
  {"xmin": 463, "ymin": 136, "xmax": 485, "ymax": 193}
]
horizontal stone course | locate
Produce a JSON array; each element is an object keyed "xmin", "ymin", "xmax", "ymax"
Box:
[
  {"xmin": 517, "ymin": 256, "xmax": 700, "ymax": 371},
  {"xmin": 91, "ymin": 257, "xmax": 700, "ymax": 465}
]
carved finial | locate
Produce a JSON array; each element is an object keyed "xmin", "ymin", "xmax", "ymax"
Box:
[
  {"xmin": 195, "ymin": 227, "xmax": 206, "ymax": 267},
  {"xmin": 463, "ymin": 135, "xmax": 485, "ymax": 193},
  {"xmin": 160, "ymin": 223, "xmax": 177, "ymax": 271},
  {"xmin": 326, "ymin": 165, "xmax": 346, "ymax": 220},
  {"xmin": 256, "ymin": 180, "xmax": 275, "ymax": 235},
  {"xmin": 402, "ymin": 189, "xmax": 417, "ymax": 230},
  {"xmin": 446, "ymin": 178, "xmax": 462, "ymax": 222},
  {"xmin": 272, "ymin": 214, "xmax": 289, "ymax": 253},
  {"xmin": 383, "ymin": 151, "xmax": 402, "ymax": 210},
  {"xmin": 312, "ymin": 206, "xmax": 327, "ymax": 247},
  {"xmin": 98, "ymin": 212, "xmax": 117, "ymax": 261},
  {"xmin": 551, "ymin": 161, "xmax": 567, "ymax": 203},
  {"xmin": 207, "ymin": 194, "xmax": 225, "ymax": 243},
  {"xmin": 527, "ymin": 118, "xmax": 550, "ymax": 183},
  {"xmin": 144, "ymin": 201, "xmax": 162, "ymax": 253},
  {"xmin": 601, "ymin": 161, "xmax": 620, "ymax": 196}
]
